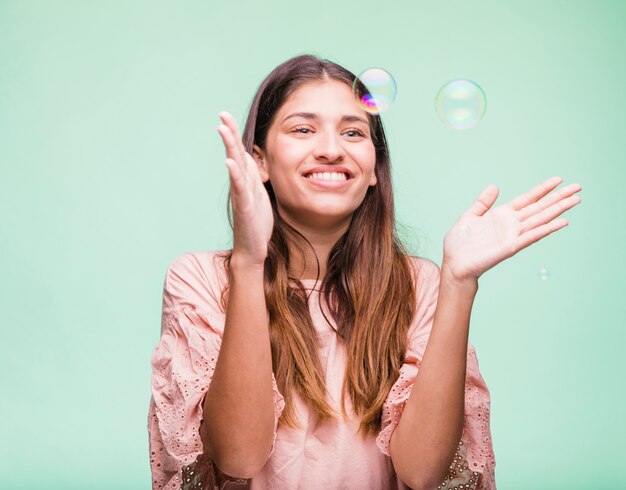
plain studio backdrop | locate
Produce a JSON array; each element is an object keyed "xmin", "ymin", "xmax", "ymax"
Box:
[{"xmin": 0, "ymin": 0, "xmax": 624, "ymax": 488}]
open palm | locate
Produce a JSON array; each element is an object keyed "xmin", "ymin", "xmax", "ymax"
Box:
[{"xmin": 443, "ymin": 176, "xmax": 582, "ymax": 282}]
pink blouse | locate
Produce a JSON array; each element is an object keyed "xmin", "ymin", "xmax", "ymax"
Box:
[{"xmin": 148, "ymin": 250, "xmax": 496, "ymax": 489}]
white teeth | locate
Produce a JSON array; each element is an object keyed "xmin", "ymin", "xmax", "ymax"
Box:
[{"xmin": 305, "ymin": 172, "xmax": 348, "ymax": 181}]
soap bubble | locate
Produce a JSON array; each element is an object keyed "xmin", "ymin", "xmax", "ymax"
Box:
[
  {"xmin": 538, "ymin": 267, "xmax": 550, "ymax": 281},
  {"xmin": 435, "ymin": 79, "xmax": 487, "ymax": 129},
  {"xmin": 353, "ymin": 68, "xmax": 397, "ymax": 114}
]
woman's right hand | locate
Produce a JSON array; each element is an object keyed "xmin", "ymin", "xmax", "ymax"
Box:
[{"xmin": 217, "ymin": 111, "xmax": 274, "ymax": 268}]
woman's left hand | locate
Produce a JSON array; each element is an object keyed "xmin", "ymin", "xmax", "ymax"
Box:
[{"xmin": 442, "ymin": 176, "xmax": 582, "ymax": 284}]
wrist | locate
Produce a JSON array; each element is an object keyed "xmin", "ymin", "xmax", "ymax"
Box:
[
  {"xmin": 441, "ymin": 261, "xmax": 479, "ymax": 293},
  {"xmin": 230, "ymin": 253, "xmax": 266, "ymax": 273}
]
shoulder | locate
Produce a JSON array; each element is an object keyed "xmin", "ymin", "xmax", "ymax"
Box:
[
  {"xmin": 166, "ymin": 249, "xmax": 230, "ymax": 283},
  {"xmin": 162, "ymin": 249, "xmax": 231, "ymax": 316},
  {"xmin": 407, "ymin": 255, "xmax": 441, "ymax": 286},
  {"xmin": 405, "ymin": 256, "xmax": 441, "ymax": 344}
]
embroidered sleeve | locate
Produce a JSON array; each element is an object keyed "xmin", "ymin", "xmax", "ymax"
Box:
[
  {"xmin": 148, "ymin": 253, "xmax": 285, "ymax": 489},
  {"xmin": 375, "ymin": 339, "xmax": 496, "ymax": 489},
  {"xmin": 179, "ymin": 452, "xmax": 251, "ymax": 489},
  {"xmin": 148, "ymin": 306, "xmax": 285, "ymax": 489},
  {"xmin": 375, "ymin": 257, "xmax": 496, "ymax": 488}
]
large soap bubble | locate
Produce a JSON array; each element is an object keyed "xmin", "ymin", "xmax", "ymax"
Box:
[
  {"xmin": 353, "ymin": 68, "xmax": 397, "ymax": 114},
  {"xmin": 435, "ymin": 79, "xmax": 487, "ymax": 129}
]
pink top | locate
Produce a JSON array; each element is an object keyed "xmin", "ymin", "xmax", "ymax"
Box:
[{"xmin": 148, "ymin": 250, "xmax": 496, "ymax": 489}]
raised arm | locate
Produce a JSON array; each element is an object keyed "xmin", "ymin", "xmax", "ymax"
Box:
[
  {"xmin": 200, "ymin": 110, "xmax": 277, "ymax": 478},
  {"xmin": 390, "ymin": 177, "xmax": 581, "ymax": 488}
]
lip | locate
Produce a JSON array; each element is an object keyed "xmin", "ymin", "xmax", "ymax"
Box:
[{"xmin": 302, "ymin": 174, "xmax": 353, "ymax": 189}]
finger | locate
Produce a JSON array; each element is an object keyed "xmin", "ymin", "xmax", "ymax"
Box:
[
  {"xmin": 467, "ymin": 184, "xmax": 499, "ymax": 217},
  {"xmin": 217, "ymin": 124, "xmax": 247, "ymax": 178},
  {"xmin": 518, "ymin": 182, "xmax": 582, "ymax": 222},
  {"xmin": 519, "ymin": 194, "xmax": 581, "ymax": 235},
  {"xmin": 219, "ymin": 112, "xmax": 262, "ymax": 183},
  {"xmin": 217, "ymin": 124, "xmax": 235, "ymax": 159},
  {"xmin": 509, "ymin": 176, "xmax": 562, "ymax": 211},
  {"xmin": 219, "ymin": 111, "xmax": 248, "ymax": 168},
  {"xmin": 225, "ymin": 158, "xmax": 246, "ymax": 197},
  {"xmin": 220, "ymin": 111, "xmax": 244, "ymax": 143},
  {"xmin": 226, "ymin": 157, "xmax": 257, "ymax": 216},
  {"xmin": 518, "ymin": 217, "xmax": 569, "ymax": 250}
]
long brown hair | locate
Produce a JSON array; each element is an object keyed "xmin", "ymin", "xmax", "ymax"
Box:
[{"xmin": 216, "ymin": 54, "xmax": 421, "ymax": 437}]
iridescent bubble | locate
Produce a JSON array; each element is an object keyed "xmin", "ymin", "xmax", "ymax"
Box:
[
  {"xmin": 538, "ymin": 267, "xmax": 550, "ymax": 281},
  {"xmin": 435, "ymin": 79, "xmax": 487, "ymax": 130},
  {"xmin": 353, "ymin": 68, "xmax": 397, "ymax": 114}
]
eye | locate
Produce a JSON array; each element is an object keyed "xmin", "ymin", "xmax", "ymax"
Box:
[
  {"xmin": 293, "ymin": 126, "xmax": 312, "ymax": 134},
  {"xmin": 344, "ymin": 128, "xmax": 367, "ymax": 138}
]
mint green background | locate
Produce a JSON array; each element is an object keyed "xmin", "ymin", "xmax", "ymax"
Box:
[{"xmin": 1, "ymin": 1, "xmax": 624, "ymax": 488}]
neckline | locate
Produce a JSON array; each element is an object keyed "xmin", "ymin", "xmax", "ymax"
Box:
[{"xmin": 299, "ymin": 278, "xmax": 323, "ymax": 290}]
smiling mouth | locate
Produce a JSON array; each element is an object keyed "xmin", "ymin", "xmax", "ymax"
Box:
[
  {"xmin": 303, "ymin": 172, "xmax": 352, "ymax": 181},
  {"xmin": 301, "ymin": 173, "xmax": 354, "ymax": 190}
]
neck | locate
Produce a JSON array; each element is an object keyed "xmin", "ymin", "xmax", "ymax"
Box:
[{"xmin": 277, "ymin": 207, "xmax": 353, "ymax": 281}]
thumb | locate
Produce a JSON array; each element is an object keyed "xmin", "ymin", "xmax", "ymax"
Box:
[{"xmin": 468, "ymin": 184, "xmax": 499, "ymax": 217}]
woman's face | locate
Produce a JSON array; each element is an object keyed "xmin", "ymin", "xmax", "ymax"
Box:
[{"xmin": 253, "ymin": 79, "xmax": 377, "ymax": 229}]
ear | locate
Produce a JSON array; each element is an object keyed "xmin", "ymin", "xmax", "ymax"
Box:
[
  {"xmin": 252, "ymin": 144, "xmax": 270, "ymax": 183},
  {"xmin": 369, "ymin": 171, "xmax": 377, "ymax": 187}
]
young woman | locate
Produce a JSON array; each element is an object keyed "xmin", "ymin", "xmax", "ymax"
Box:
[{"xmin": 148, "ymin": 54, "xmax": 582, "ymax": 489}]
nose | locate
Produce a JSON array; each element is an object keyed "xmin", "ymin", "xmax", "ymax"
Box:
[{"xmin": 312, "ymin": 131, "xmax": 345, "ymax": 162}]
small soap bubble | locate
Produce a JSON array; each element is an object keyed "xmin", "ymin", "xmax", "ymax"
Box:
[
  {"xmin": 435, "ymin": 79, "xmax": 487, "ymax": 129},
  {"xmin": 457, "ymin": 224, "xmax": 471, "ymax": 239},
  {"xmin": 353, "ymin": 68, "xmax": 397, "ymax": 114},
  {"xmin": 538, "ymin": 267, "xmax": 550, "ymax": 280}
]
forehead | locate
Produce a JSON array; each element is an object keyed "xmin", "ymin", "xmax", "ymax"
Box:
[{"xmin": 278, "ymin": 79, "xmax": 365, "ymax": 116}]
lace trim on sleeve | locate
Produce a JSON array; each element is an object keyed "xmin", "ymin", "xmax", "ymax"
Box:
[
  {"xmin": 179, "ymin": 453, "xmax": 251, "ymax": 489},
  {"xmin": 376, "ymin": 344, "xmax": 496, "ymax": 489},
  {"xmin": 376, "ymin": 361, "xmax": 416, "ymax": 456},
  {"xmin": 149, "ymin": 306, "xmax": 285, "ymax": 489},
  {"xmin": 434, "ymin": 437, "xmax": 483, "ymax": 489}
]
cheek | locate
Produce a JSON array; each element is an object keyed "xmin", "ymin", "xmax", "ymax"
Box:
[
  {"xmin": 273, "ymin": 136, "xmax": 309, "ymax": 159},
  {"xmin": 354, "ymin": 144, "xmax": 377, "ymax": 171}
]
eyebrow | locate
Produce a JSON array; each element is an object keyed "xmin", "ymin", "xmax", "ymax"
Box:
[{"xmin": 281, "ymin": 112, "xmax": 369, "ymax": 126}]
